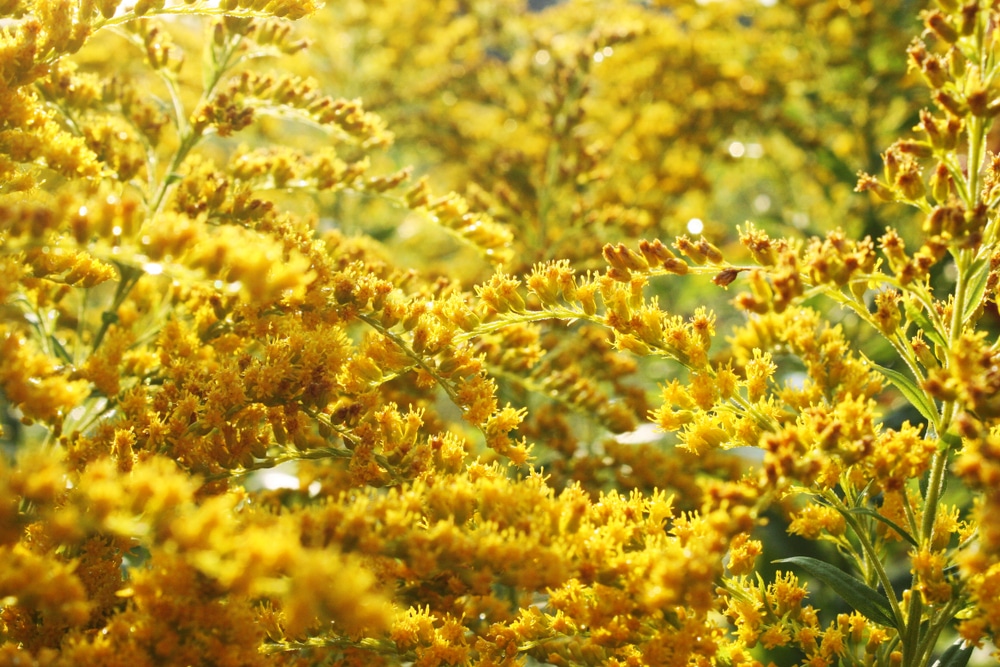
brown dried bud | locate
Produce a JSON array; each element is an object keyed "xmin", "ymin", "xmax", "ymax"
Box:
[
  {"xmin": 924, "ymin": 10, "xmax": 959, "ymax": 43},
  {"xmin": 712, "ymin": 267, "xmax": 741, "ymax": 288},
  {"xmin": 933, "ymin": 91, "xmax": 968, "ymax": 117}
]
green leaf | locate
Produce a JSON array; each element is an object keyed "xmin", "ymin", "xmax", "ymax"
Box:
[
  {"xmin": 933, "ymin": 637, "xmax": 974, "ymax": 667},
  {"xmin": 903, "ymin": 298, "xmax": 947, "ymax": 348},
  {"xmin": 774, "ymin": 556, "xmax": 897, "ymax": 629},
  {"xmin": 49, "ymin": 334, "xmax": 74, "ymax": 365},
  {"xmin": 847, "ymin": 507, "xmax": 918, "ymax": 546},
  {"xmin": 869, "ymin": 361, "xmax": 938, "ymax": 426},
  {"xmin": 961, "ymin": 253, "xmax": 990, "ymax": 327}
]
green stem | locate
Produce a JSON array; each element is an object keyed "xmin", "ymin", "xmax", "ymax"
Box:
[
  {"xmin": 829, "ymin": 492, "xmax": 905, "ymax": 629},
  {"xmin": 912, "ymin": 597, "xmax": 963, "ymax": 667},
  {"xmin": 147, "ymin": 31, "xmax": 246, "ymax": 216}
]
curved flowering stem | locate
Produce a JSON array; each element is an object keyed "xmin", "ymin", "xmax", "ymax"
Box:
[{"xmin": 825, "ymin": 489, "xmax": 905, "ymax": 630}]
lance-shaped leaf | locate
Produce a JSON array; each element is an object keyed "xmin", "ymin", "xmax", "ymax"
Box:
[
  {"xmin": 774, "ymin": 556, "xmax": 897, "ymax": 629},
  {"xmin": 932, "ymin": 637, "xmax": 974, "ymax": 667},
  {"xmin": 847, "ymin": 507, "xmax": 918, "ymax": 547},
  {"xmin": 961, "ymin": 253, "xmax": 990, "ymax": 327},
  {"xmin": 869, "ymin": 361, "xmax": 939, "ymax": 427}
]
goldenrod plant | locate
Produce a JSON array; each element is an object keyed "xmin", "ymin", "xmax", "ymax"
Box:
[{"xmin": 1, "ymin": 0, "xmax": 999, "ymax": 665}]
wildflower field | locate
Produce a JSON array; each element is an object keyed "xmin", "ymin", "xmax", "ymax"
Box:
[{"xmin": 1, "ymin": 0, "xmax": 1000, "ymax": 665}]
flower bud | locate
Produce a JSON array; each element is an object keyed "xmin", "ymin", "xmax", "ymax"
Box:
[
  {"xmin": 896, "ymin": 140, "xmax": 934, "ymax": 158},
  {"xmin": 960, "ymin": 2, "xmax": 978, "ymax": 36},
  {"xmin": 933, "ymin": 91, "xmax": 967, "ymax": 117},
  {"xmin": 638, "ymin": 238, "xmax": 676, "ymax": 266},
  {"xmin": 883, "ymin": 148, "xmax": 903, "ymax": 184},
  {"xmin": 929, "ymin": 163, "xmax": 954, "ymax": 202},
  {"xmin": 924, "ymin": 55, "xmax": 951, "ymax": 89},
  {"xmin": 923, "ymin": 10, "xmax": 958, "ymax": 43},
  {"xmin": 577, "ymin": 283, "xmax": 598, "ymax": 316},
  {"xmin": 602, "ymin": 242, "xmax": 649, "ymax": 272},
  {"xmin": 911, "ymin": 334, "xmax": 940, "ymax": 370},
  {"xmin": 856, "ymin": 172, "xmax": 896, "ymax": 201},
  {"xmin": 697, "ymin": 238, "xmax": 724, "ymax": 264},
  {"xmin": 674, "ymin": 236, "xmax": 707, "ymax": 264},
  {"xmin": 661, "ymin": 258, "xmax": 689, "ymax": 275},
  {"xmin": 947, "ymin": 46, "xmax": 966, "ymax": 79},
  {"xmin": 895, "ymin": 166, "xmax": 925, "ymax": 201}
]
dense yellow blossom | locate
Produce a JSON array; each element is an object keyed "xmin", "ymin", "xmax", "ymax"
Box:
[{"xmin": 1, "ymin": 0, "xmax": 999, "ymax": 665}]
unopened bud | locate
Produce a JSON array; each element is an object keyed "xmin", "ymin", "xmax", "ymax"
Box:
[
  {"xmin": 946, "ymin": 47, "xmax": 966, "ymax": 79},
  {"xmin": 602, "ymin": 242, "xmax": 648, "ymax": 272},
  {"xmin": 896, "ymin": 140, "xmax": 934, "ymax": 158},
  {"xmin": 638, "ymin": 238, "xmax": 676, "ymax": 266},
  {"xmin": 674, "ymin": 236, "xmax": 707, "ymax": 264},
  {"xmin": 661, "ymin": 258, "xmax": 689, "ymax": 275},
  {"xmin": 895, "ymin": 165, "xmax": 926, "ymax": 201},
  {"xmin": 934, "ymin": 91, "xmax": 967, "ymax": 117},
  {"xmin": 924, "ymin": 10, "xmax": 959, "ymax": 43},
  {"xmin": 697, "ymin": 238, "xmax": 724, "ymax": 264},
  {"xmin": 929, "ymin": 163, "xmax": 954, "ymax": 202},
  {"xmin": 960, "ymin": 2, "xmax": 978, "ymax": 36}
]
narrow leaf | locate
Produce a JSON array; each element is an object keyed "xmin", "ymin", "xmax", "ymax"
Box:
[
  {"xmin": 961, "ymin": 254, "xmax": 990, "ymax": 326},
  {"xmin": 847, "ymin": 507, "xmax": 918, "ymax": 547},
  {"xmin": 933, "ymin": 638, "xmax": 974, "ymax": 667},
  {"xmin": 869, "ymin": 361, "xmax": 938, "ymax": 426},
  {"xmin": 903, "ymin": 299, "xmax": 947, "ymax": 348},
  {"xmin": 774, "ymin": 556, "xmax": 897, "ymax": 629}
]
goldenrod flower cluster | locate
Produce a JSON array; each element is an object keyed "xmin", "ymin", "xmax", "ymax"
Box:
[{"xmin": 1, "ymin": 0, "xmax": 1000, "ymax": 666}]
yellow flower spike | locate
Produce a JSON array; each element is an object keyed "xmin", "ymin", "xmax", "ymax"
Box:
[
  {"xmin": 727, "ymin": 533, "xmax": 763, "ymax": 576},
  {"xmin": 744, "ymin": 349, "xmax": 776, "ymax": 403},
  {"xmin": 688, "ymin": 370, "xmax": 720, "ymax": 411},
  {"xmin": 1, "ymin": 0, "xmax": 999, "ymax": 663},
  {"xmin": 0, "ymin": 328, "xmax": 89, "ymax": 425},
  {"xmin": 873, "ymin": 289, "xmax": 903, "ymax": 336},
  {"xmin": 679, "ymin": 412, "xmax": 730, "ymax": 455},
  {"xmin": 788, "ymin": 503, "xmax": 846, "ymax": 541},
  {"xmin": 477, "ymin": 271, "xmax": 525, "ymax": 314},
  {"xmin": 575, "ymin": 276, "xmax": 599, "ymax": 316}
]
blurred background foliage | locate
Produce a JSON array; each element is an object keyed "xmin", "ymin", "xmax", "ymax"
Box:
[
  {"xmin": 251, "ymin": 0, "xmax": 929, "ymax": 496},
  {"xmin": 291, "ymin": 0, "xmax": 924, "ymax": 275}
]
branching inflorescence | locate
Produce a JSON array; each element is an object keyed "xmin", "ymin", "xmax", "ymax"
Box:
[{"xmin": 1, "ymin": 0, "xmax": 999, "ymax": 666}]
